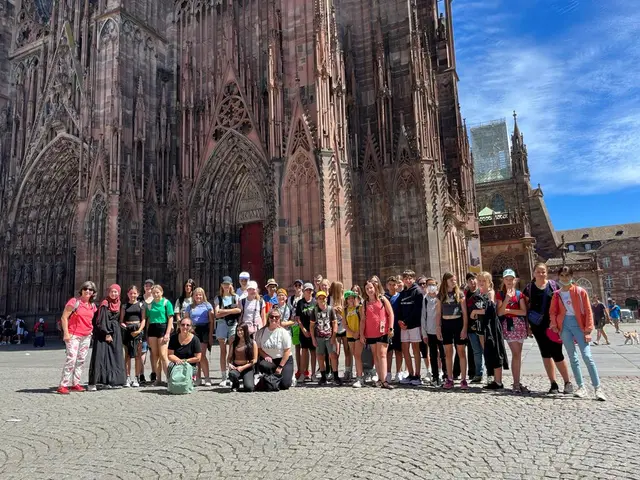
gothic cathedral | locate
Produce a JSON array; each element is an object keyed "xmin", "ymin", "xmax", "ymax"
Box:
[{"xmin": 0, "ymin": 0, "xmax": 477, "ymax": 318}]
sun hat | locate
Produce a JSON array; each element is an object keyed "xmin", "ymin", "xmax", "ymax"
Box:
[
  {"xmin": 344, "ymin": 290, "xmax": 358, "ymax": 300},
  {"xmin": 265, "ymin": 278, "xmax": 278, "ymax": 288},
  {"xmin": 277, "ymin": 288, "xmax": 288, "ymax": 296},
  {"xmin": 316, "ymin": 291, "xmax": 328, "ymax": 298},
  {"xmin": 247, "ymin": 281, "xmax": 258, "ymax": 290}
]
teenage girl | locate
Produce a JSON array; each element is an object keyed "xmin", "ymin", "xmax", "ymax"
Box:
[
  {"xmin": 437, "ymin": 273, "xmax": 468, "ymax": 390},
  {"xmin": 329, "ymin": 281, "xmax": 352, "ymax": 380},
  {"xmin": 344, "ymin": 290, "xmax": 364, "ymax": 388},
  {"xmin": 496, "ymin": 269, "xmax": 529, "ymax": 393},
  {"xmin": 360, "ymin": 280, "xmax": 394, "ymax": 389}
]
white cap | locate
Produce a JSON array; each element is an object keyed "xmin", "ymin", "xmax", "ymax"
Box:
[
  {"xmin": 247, "ymin": 280, "xmax": 258, "ymax": 290},
  {"xmin": 39, "ymin": 318, "xmax": 44, "ymax": 323},
  {"xmin": 239, "ymin": 271, "xmax": 250, "ymax": 280}
]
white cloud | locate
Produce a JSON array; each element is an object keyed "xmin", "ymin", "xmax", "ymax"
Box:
[{"xmin": 454, "ymin": 0, "xmax": 640, "ymax": 195}]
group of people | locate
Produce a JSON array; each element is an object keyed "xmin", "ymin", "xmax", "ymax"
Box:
[{"xmin": 55, "ymin": 264, "xmax": 609, "ymax": 401}]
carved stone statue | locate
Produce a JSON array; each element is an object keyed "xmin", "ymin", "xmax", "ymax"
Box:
[
  {"xmin": 23, "ymin": 259, "xmax": 32, "ymax": 285},
  {"xmin": 55, "ymin": 260, "xmax": 66, "ymax": 285},
  {"xmin": 44, "ymin": 261, "xmax": 53, "ymax": 285},
  {"xmin": 11, "ymin": 258, "xmax": 21, "ymax": 285},
  {"xmin": 34, "ymin": 259, "xmax": 42, "ymax": 284}
]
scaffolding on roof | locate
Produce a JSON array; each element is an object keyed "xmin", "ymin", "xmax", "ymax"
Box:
[{"xmin": 470, "ymin": 118, "xmax": 512, "ymax": 184}]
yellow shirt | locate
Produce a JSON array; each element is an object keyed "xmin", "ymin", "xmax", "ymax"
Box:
[{"xmin": 345, "ymin": 306, "xmax": 360, "ymax": 338}]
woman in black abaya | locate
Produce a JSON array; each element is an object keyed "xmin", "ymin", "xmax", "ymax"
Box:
[{"xmin": 88, "ymin": 284, "xmax": 126, "ymax": 390}]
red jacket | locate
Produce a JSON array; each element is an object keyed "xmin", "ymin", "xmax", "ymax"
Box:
[{"xmin": 549, "ymin": 285, "xmax": 594, "ymax": 333}]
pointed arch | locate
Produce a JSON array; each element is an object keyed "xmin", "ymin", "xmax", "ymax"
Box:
[
  {"xmin": 392, "ymin": 167, "xmax": 426, "ymax": 273},
  {"xmin": 575, "ymin": 278, "xmax": 593, "ymax": 297},
  {"xmin": 285, "ymin": 101, "xmax": 316, "ymax": 158},
  {"xmin": 281, "ymin": 150, "xmax": 322, "ymax": 283},
  {"xmin": 491, "ymin": 253, "xmax": 518, "ymax": 286},
  {"xmin": 85, "ymin": 192, "xmax": 109, "ymax": 294}
]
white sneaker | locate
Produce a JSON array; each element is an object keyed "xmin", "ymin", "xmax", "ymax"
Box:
[
  {"xmin": 363, "ymin": 374, "xmax": 372, "ymax": 383},
  {"xmin": 88, "ymin": 385, "xmax": 97, "ymax": 392},
  {"xmin": 385, "ymin": 373, "xmax": 392, "ymax": 383},
  {"xmin": 371, "ymin": 374, "xmax": 379, "ymax": 383},
  {"xmin": 574, "ymin": 386, "xmax": 588, "ymax": 398},
  {"xmin": 563, "ymin": 382, "xmax": 574, "ymax": 394},
  {"xmin": 393, "ymin": 372, "xmax": 402, "ymax": 383},
  {"xmin": 352, "ymin": 378, "xmax": 362, "ymax": 388},
  {"xmin": 292, "ymin": 376, "xmax": 297, "ymax": 387},
  {"xmin": 595, "ymin": 387, "xmax": 607, "ymax": 401},
  {"xmin": 204, "ymin": 379, "xmax": 212, "ymax": 387},
  {"xmin": 411, "ymin": 378, "xmax": 424, "ymax": 386},
  {"xmin": 297, "ymin": 372, "xmax": 305, "ymax": 382},
  {"xmin": 316, "ymin": 371, "xmax": 322, "ymax": 379},
  {"xmin": 131, "ymin": 377, "xmax": 140, "ymax": 388}
]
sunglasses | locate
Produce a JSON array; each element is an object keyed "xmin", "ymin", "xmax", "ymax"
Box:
[
  {"xmin": 418, "ymin": 282, "xmax": 426, "ymax": 286},
  {"xmin": 268, "ymin": 315, "xmax": 281, "ymax": 320},
  {"xmin": 82, "ymin": 287, "xmax": 95, "ymax": 292},
  {"xmin": 180, "ymin": 323, "xmax": 192, "ymax": 327}
]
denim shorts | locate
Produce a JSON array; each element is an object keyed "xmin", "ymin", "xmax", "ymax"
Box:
[{"xmin": 215, "ymin": 321, "xmax": 237, "ymax": 342}]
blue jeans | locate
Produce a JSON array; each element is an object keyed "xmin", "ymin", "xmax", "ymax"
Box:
[
  {"xmin": 561, "ymin": 315, "xmax": 600, "ymax": 388},
  {"xmin": 467, "ymin": 332, "xmax": 484, "ymax": 377}
]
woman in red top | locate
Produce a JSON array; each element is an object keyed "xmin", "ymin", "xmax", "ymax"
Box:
[
  {"xmin": 496, "ymin": 269, "xmax": 529, "ymax": 393},
  {"xmin": 57, "ymin": 281, "xmax": 98, "ymax": 395},
  {"xmin": 359, "ymin": 280, "xmax": 395, "ymax": 389}
]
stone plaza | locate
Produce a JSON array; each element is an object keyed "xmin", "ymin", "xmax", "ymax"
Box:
[{"xmin": 1, "ymin": 326, "xmax": 639, "ymax": 479}]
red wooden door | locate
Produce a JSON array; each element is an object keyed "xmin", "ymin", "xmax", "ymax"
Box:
[{"xmin": 240, "ymin": 222, "xmax": 264, "ymax": 288}]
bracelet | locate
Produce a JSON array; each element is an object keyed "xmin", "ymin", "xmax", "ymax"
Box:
[{"xmin": 278, "ymin": 365, "xmax": 284, "ymax": 369}]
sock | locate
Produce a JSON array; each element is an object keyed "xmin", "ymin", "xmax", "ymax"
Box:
[{"xmin": 333, "ymin": 371, "xmax": 340, "ymax": 380}]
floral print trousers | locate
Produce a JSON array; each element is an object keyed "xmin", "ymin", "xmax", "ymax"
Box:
[{"xmin": 60, "ymin": 334, "xmax": 92, "ymax": 387}]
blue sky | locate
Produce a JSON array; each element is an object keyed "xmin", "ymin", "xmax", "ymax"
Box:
[{"xmin": 453, "ymin": 0, "xmax": 640, "ymax": 230}]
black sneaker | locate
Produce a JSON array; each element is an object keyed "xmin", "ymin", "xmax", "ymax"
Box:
[
  {"xmin": 319, "ymin": 375, "xmax": 327, "ymax": 386},
  {"xmin": 139, "ymin": 374, "xmax": 147, "ymax": 384},
  {"xmin": 483, "ymin": 381, "xmax": 504, "ymax": 390},
  {"xmin": 471, "ymin": 376, "xmax": 483, "ymax": 384},
  {"xmin": 149, "ymin": 372, "xmax": 156, "ymax": 383},
  {"xmin": 333, "ymin": 374, "xmax": 343, "ymax": 386},
  {"xmin": 548, "ymin": 382, "xmax": 560, "ymax": 394}
]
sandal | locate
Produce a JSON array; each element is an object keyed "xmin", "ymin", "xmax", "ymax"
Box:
[
  {"xmin": 375, "ymin": 381, "xmax": 382, "ymax": 388},
  {"xmin": 381, "ymin": 381, "xmax": 394, "ymax": 390}
]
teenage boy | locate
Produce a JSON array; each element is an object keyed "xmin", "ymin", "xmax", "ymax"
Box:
[
  {"xmin": 464, "ymin": 273, "xmax": 483, "ymax": 383},
  {"xmin": 310, "ymin": 291, "xmax": 342, "ymax": 385},
  {"xmin": 398, "ymin": 270, "xmax": 424, "ymax": 386},
  {"xmin": 385, "ymin": 276, "xmax": 404, "ymax": 382},
  {"xmin": 295, "ymin": 283, "xmax": 317, "ymax": 382}
]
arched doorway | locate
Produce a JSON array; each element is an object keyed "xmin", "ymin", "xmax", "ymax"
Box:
[
  {"xmin": 7, "ymin": 134, "xmax": 80, "ymax": 318},
  {"xmin": 575, "ymin": 278, "xmax": 594, "ymax": 298},
  {"xmin": 189, "ymin": 131, "xmax": 273, "ymax": 294},
  {"xmin": 625, "ymin": 297, "xmax": 638, "ymax": 312}
]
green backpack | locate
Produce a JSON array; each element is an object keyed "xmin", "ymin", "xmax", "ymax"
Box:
[{"xmin": 168, "ymin": 363, "xmax": 195, "ymax": 395}]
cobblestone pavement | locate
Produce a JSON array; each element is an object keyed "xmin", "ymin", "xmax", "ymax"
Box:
[{"xmin": 1, "ymin": 332, "xmax": 639, "ymax": 480}]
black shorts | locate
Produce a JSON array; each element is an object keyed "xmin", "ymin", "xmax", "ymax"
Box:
[
  {"xmin": 441, "ymin": 318, "xmax": 466, "ymax": 346},
  {"xmin": 389, "ymin": 321, "xmax": 402, "ymax": 352},
  {"xmin": 147, "ymin": 322, "xmax": 168, "ymax": 338},
  {"xmin": 347, "ymin": 337, "xmax": 357, "ymax": 343},
  {"xmin": 531, "ymin": 325, "xmax": 564, "ymax": 362},
  {"xmin": 336, "ymin": 331, "xmax": 347, "ymax": 338},
  {"xmin": 366, "ymin": 336, "xmax": 388, "ymax": 345},
  {"xmin": 299, "ymin": 333, "xmax": 316, "ymax": 351},
  {"xmin": 194, "ymin": 324, "xmax": 210, "ymax": 344}
]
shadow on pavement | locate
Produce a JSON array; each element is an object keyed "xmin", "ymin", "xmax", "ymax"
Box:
[{"xmin": 15, "ymin": 387, "xmax": 59, "ymax": 394}]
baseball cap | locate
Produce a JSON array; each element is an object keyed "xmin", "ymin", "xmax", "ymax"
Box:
[
  {"xmin": 316, "ymin": 291, "xmax": 328, "ymax": 298},
  {"xmin": 502, "ymin": 269, "xmax": 516, "ymax": 278},
  {"xmin": 277, "ymin": 288, "xmax": 288, "ymax": 296},
  {"xmin": 344, "ymin": 290, "xmax": 358, "ymax": 300},
  {"xmin": 144, "ymin": 279, "xmax": 154, "ymax": 285},
  {"xmin": 303, "ymin": 282, "xmax": 314, "ymax": 291},
  {"xmin": 222, "ymin": 276, "xmax": 233, "ymax": 284},
  {"xmin": 247, "ymin": 280, "xmax": 258, "ymax": 290},
  {"xmin": 294, "ymin": 279, "xmax": 304, "ymax": 286},
  {"xmin": 265, "ymin": 278, "xmax": 278, "ymax": 288},
  {"xmin": 239, "ymin": 272, "xmax": 250, "ymax": 280}
]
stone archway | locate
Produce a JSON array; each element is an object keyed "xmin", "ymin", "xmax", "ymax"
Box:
[
  {"xmin": 491, "ymin": 253, "xmax": 517, "ymax": 288},
  {"xmin": 6, "ymin": 134, "xmax": 80, "ymax": 316},
  {"xmin": 575, "ymin": 278, "xmax": 594, "ymax": 298},
  {"xmin": 189, "ymin": 131, "xmax": 273, "ymax": 294}
]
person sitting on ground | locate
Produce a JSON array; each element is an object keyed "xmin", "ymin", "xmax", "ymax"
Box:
[
  {"xmin": 227, "ymin": 323, "xmax": 258, "ymax": 392},
  {"xmin": 256, "ymin": 309, "xmax": 294, "ymax": 390}
]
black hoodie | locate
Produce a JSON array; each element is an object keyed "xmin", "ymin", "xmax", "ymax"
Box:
[{"xmin": 397, "ymin": 283, "xmax": 423, "ymax": 330}]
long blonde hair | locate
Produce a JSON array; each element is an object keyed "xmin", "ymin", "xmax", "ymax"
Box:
[
  {"xmin": 477, "ymin": 271, "xmax": 494, "ymax": 292},
  {"xmin": 193, "ymin": 287, "xmax": 208, "ymax": 304},
  {"xmin": 329, "ymin": 281, "xmax": 344, "ymax": 309},
  {"xmin": 219, "ymin": 283, "xmax": 234, "ymax": 297}
]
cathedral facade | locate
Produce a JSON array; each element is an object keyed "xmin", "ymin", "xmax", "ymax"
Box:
[{"xmin": 0, "ymin": 0, "xmax": 477, "ymax": 319}]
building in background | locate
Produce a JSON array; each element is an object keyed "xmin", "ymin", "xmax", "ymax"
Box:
[
  {"xmin": 0, "ymin": 1, "xmax": 477, "ymax": 321},
  {"xmin": 557, "ymin": 224, "xmax": 640, "ymax": 313}
]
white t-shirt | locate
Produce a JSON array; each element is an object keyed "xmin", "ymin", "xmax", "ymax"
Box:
[
  {"xmin": 560, "ymin": 291, "xmax": 575, "ymax": 315},
  {"xmin": 16, "ymin": 318, "xmax": 24, "ymax": 334},
  {"xmin": 241, "ymin": 298, "xmax": 263, "ymax": 332},
  {"xmin": 257, "ymin": 327, "xmax": 292, "ymax": 359}
]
